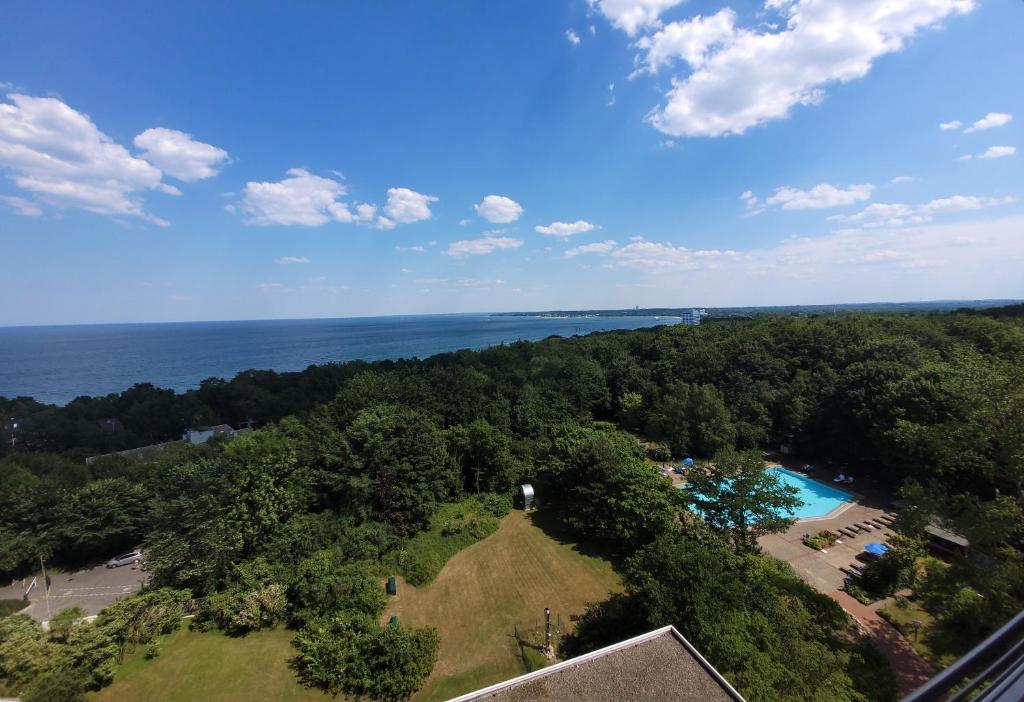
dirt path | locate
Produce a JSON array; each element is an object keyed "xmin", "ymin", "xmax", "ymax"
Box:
[{"xmin": 829, "ymin": 591, "xmax": 936, "ymax": 696}]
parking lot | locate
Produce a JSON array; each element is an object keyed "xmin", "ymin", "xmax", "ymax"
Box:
[{"xmin": 1, "ymin": 562, "xmax": 149, "ymax": 622}]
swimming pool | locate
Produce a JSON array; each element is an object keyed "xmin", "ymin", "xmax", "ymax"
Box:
[{"xmin": 768, "ymin": 466, "xmax": 853, "ymax": 519}]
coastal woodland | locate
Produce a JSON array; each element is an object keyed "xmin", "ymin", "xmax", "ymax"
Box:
[{"xmin": 1, "ymin": 305, "xmax": 1022, "ymax": 701}]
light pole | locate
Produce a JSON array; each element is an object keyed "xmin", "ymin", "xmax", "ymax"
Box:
[
  {"xmin": 39, "ymin": 555, "xmax": 51, "ymax": 619},
  {"xmin": 544, "ymin": 607, "xmax": 552, "ymax": 657}
]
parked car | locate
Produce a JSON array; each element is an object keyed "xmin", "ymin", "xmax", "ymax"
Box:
[{"xmin": 106, "ymin": 550, "xmax": 143, "ymax": 568}]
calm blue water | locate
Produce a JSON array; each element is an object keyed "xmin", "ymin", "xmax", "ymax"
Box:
[
  {"xmin": 683, "ymin": 465, "xmax": 853, "ymax": 521},
  {"xmin": 769, "ymin": 466, "xmax": 852, "ymax": 519},
  {"xmin": 0, "ymin": 314, "xmax": 676, "ymax": 405}
]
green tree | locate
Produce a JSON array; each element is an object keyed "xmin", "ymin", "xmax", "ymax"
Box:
[
  {"xmin": 685, "ymin": 448, "xmax": 800, "ymax": 551},
  {"xmin": 290, "ymin": 551, "xmax": 386, "ymax": 624},
  {"xmin": 344, "ymin": 404, "xmax": 459, "ymax": 533},
  {"xmin": 48, "ymin": 606, "xmax": 85, "ymax": 643},
  {"xmin": 543, "ymin": 425, "xmax": 678, "ymax": 546}
]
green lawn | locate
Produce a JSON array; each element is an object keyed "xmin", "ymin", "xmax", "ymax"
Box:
[
  {"xmin": 0, "ymin": 598, "xmax": 27, "ymax": 617},
  {"xmin": 878, "ymin": 599, "xmax": 961, "ymax": 669},
  {"xmin": 89, "ymin": 510, "xmax": 620, "ymax": 702},
  {"xmin": 383, "ymin": 510, "xmax": 622, "ymax": 701},
  {"xmin": 89, "ymin": 625, "xmax": 330, "ymax": 702}
]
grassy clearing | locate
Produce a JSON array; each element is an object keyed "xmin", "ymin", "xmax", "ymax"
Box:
[
  {"xmin": 878, "ymin": 599, "xmax": 960, "ymax": 669},
  {"xmin": 383, "ymin": 510, "xmax": 622, "ymax": 701},
  {"xmin": 89, "ymin": 625, "xmax": 329, "ymax": 702},
  {"xmin": 90, "ymin": 508, "xmax": 618, "ymax": 702},
  {"xmin": 389, "ymin": 496, "xmax": 504, "ymax": 586},
  {"xmin": 0, "ymin": 598, "xmax": 27, "ymax": 617}
]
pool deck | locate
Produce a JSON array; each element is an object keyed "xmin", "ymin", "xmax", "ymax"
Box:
[
  {"xmin": 758, "ymin": 458, "xmax": 894, "ymax": 593},
  {"xmin": 757, "ymin": 455, "xmax": 936, "ymax": 695}
]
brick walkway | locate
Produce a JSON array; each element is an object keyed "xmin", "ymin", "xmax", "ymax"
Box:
[{"xmin": 829, "ymin": 591, "xmax": 936, "ymax": 696}]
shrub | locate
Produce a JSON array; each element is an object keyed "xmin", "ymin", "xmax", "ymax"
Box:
[
  {"xmin": 480, "ymin": 492, "xmax": 512, "ymax": 518},
  {"xmin": 0, "ymin": 615, "xmax": 56, "ymax": 692},
  {"xmin": 23, "ymin": 664, "xmax": 87, "ymax": 702},
  {"xmin": 294, "ymin": 613, "xmax": 438, "ymax": 701},
  {"xmin": 48, "ymin": 606, "xmax": 86, "ymax": 642},
  {"xmin": 290, "ymin": 554, "xmax": 386, "ymax": 625},
  {"xmin": 396, "ymin": 498, "xmax": 502, "ymax": 586},
  {"xmin": 194, "ymin": 583, "xmax": 287, "ymax": 635},
  {"xmin": 144, "ymin": 641, "xmax": 161, "ymax": 659},
  {"xmin": 803, "ymin": 530, "xmax": 839, "ymax": 550}
]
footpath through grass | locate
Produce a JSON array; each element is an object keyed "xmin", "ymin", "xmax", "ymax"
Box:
[
  {"xmin": 89, "ymin": 625, "xmax": 329, "ymax": 702},
  {"xmin": 383, "ymin": 509, "xmax": 622, "ymax": 701}
]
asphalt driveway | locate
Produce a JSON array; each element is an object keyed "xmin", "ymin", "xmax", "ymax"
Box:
[{"xmin": 2, "ymin": 562, "xmax": 149, "ymax": 622}]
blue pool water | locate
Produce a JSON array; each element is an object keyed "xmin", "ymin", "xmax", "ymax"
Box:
[
  {"xmin": 683, "ymin": 465, "xmax": 853, "ymax": 521},
  {"xmin": 768, "ymin": 466, "xmax": 852, "ymax": 519}
]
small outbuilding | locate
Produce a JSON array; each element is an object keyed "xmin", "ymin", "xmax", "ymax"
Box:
[{"xmin": 519, "ymin": 484, "xmax": 535, "ymax": 510}]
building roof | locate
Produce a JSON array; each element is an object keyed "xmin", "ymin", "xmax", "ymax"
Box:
[
  {"xmin": 448, "ymin": 626, "xmax": 744, "ymax": 702},
  {"xmin": 925, "ymin": 524, "xmax": 969, "ymax": 548}
]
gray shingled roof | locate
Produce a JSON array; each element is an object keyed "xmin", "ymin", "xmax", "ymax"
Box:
[{"xmin": 447, "ymin": 626, "xmax": 745, "ymax": 702}]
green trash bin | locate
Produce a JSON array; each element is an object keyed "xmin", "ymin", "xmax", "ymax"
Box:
[
  {"xmin": 389, "ymin": 615, "xmax": 399, "ymax": 626},
  {"xmin": 387, "ymin": 576, "xmax": 397, "ymax": 596}
]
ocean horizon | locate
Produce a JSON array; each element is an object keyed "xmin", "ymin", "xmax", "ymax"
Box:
[{"xmin": 0, "ymin": 313, "xmax": 675, "ymax": 405}]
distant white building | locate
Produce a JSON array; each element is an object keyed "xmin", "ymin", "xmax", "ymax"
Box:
[
  {"xmin": 680, "ymin": 309, "xmax": 701, "ymax": 326},
  {"xmin": 183, "ymin": 424, "xmax": 240, "ymax": 445}
]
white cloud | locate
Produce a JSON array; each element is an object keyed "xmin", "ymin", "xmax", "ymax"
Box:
[
  {"xmin": 240, "ymin": 168, "xmax": 352, "ymax": 226},
  {"xmin": 383, "ymin": 187, "xmax": 438, "ymax": 223},
  {"xmin": 258, "ymin": 282, "xmax": 284, "ymax": 291},
  {"xmin": 590, "ymin": 0, "xmax": 686, "ymax": 36},
  {"xmin": 275, "ymin": 256, "xmax": 310, "ymax": 265},
  {"xmin": 890, "ymin": 175, "xmax": 915, "ymax": 185},
  {"xmin": 354, "ymin": 203, "xmax": 376, "ymax": 222},
  {"xmin": 964, "ymin": 112, "xmax": 1013, "ymax": 133},
  {"xmin": 939, "ymin": 120, "xmax": 963, "ymax": 131},
  {"xmin": 237, "ymin": 175, "xmax": 436, "ymax": 228},
  {"xmin": 474, "ymin": 194, "xmax": 523, "ymax": 223},
  {"xmin": 634, "ymin": 9, "xmax": 737, "ymax": 75},
  {"xmin": 443, "ymin": 235, "xmax": 524, "ymax": 257},
  {"xmin": 458, "ymin": 218, "xmax": 471, "ymax": 226},
  {"xmin": 601, "ymin": 217, "xmax": 1024, "ymax": 288},
  {"xmin": 132, "ymin": 127, "xmax": 229, "ymax": 181},
  {"xmin": 566, "ymin": 29, "xmax": 582, "ymax": 45},
  {"xmin": 978, "ymin": 146, "xmax": 1016, "ymax": 160},
  {"xmin": 535, "ymin": 220, "xmax": 597, "ymax": 237},
  {"xmin": 400, "ymin": 268, "xmax": 413, "ymax": 273},
  {"xmin": 2, "ymin": 195, "xmax": 42, "ymax": 216},
  {"xmin": 395, "ymin": 244, "xmax": 426, "ymax": 252},
  {"xmin": 745, "ymin": 183, "xmax": 874, "ymax": 212},
  {"xmin": 565, "ymin": 239, "xmax": 618, "ymax": 257},
  {"xmin": 829, "ymin": 194, "xmax": 1014, "ymax": 227},
  {"xmin": 0, "ymin": 93, "xmax": 174, "ymax": 224},
  {"xmin": 637, "ymin": 0, "xmax": 974, "ymax": 138}
]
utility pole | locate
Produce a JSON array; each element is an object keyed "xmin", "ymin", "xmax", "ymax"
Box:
[{"xmin": 39, "ymin": 555, "xmax": 51, "ymax": 619}]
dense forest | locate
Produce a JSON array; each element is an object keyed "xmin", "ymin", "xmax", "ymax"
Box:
[{"xmin": 1, "ymin": 305, "xmax": 1022, "ymax": 701}]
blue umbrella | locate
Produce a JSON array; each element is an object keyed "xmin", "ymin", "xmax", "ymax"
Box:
[
  {"xmin": 682, "ymin": 457, "xmax": 695, "ymax": 466},
  {"xmin": 864, "ymin": 542, "xmax": 888, "ymax": 556}
]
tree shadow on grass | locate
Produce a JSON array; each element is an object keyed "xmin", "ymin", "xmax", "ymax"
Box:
[{"xmin": 524, "ymin": 507, "xmax": 627, "ymax": 569}]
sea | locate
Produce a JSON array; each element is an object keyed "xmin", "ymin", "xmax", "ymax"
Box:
[{"xmin": 0, "ymin": 314, "xmax": 676, "ymax": 405}]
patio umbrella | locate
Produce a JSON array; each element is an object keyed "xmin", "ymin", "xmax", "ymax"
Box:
[
  {"xmin": 864, "ymin": 542, "xmax": 888, "ymax": 556},
  {"xmin": 682, "ymin": 457, "xmax": 695, "ymax": 466}
]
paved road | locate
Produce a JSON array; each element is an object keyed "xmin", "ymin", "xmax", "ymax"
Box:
[{"xmin": 1, "ymin": 563, "xmax": 149, "ymax": 622}]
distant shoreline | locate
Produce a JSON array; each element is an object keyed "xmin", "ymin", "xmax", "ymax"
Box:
[{"xmin": 494, "ymin": 299, "xmax": 1022, "ymax": 319}]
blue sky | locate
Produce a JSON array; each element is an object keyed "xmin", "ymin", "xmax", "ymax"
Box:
[{"xmin": 1, "ymin": 0, "xmax": 1022, "ymax": 325}]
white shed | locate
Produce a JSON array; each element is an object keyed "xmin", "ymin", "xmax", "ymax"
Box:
[{"xmin": 520, "ymin": 483, "xmax": 535, "ymax": 509}]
